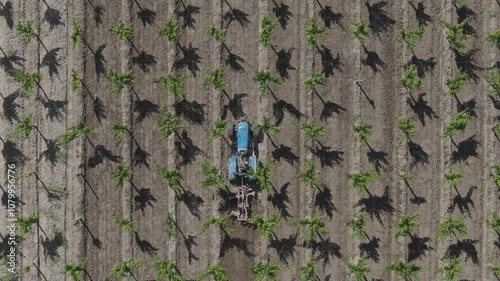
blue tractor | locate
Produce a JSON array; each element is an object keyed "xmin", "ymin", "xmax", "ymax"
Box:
[{"xmin": 227, "ymin": 118, "xmax": 257, "ymax": 182}]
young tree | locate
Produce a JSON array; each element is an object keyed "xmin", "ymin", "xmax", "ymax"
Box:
[
  {"xmin": 164, "ymin": 212, "xmax": 177, "ymax": 239},
  {"xmin": 394, "ymin": 26, "xmax": 424, "ymax": 53},
  {"xmin": 106, "ymin": 69, "xmax": 135, "ymax": 93},
  {"xmin": 491, "ymin": 164, "xmax": 500, "ymax": 188},
  {"xmin": 71, "ymin": 20, "xmax": 83, "ymax": 48},
  {"xmin": 347, "ymin": 257, "xmax": 371, "ymax": 281},
  {"xmin": 397, "ymin": 64, "xmax": 422, "ymax": 96},
  {"xmin": 297, "ymin": 118, "xmax": 326, "ymax": 143},
  {"xmin": 305, "ymin": 72, "xmax": 327, "ymax": 92},
  {"xmin": 346, "ymin": 170, "xmax": 379, "ymax": 196},
  {"xmin": 487, "ymin": 212, "xmax": 500, "ymax": 234},
  {"xmin": 493, "ymin": 123, "xmax": 500, "ymax": 138},
  {"xmin": 109, "ymin": 123, "xmax": 128, "ymax": 141},
  {"xmin": 196, "ymin": 260, "xmax": 229, "ymax": 281},
  {"xmin": 251, "ymin": 211, "xmax": 281, "ymax": 240},
  {"xmin": 289, "ymin": 215, "xmax": 327, "ymax": 246},
  {"xmin": 353, "ymin": 122, "xmax": 373, "ymax": 147},
  {"xmin": 491, "ymin": 266, "xmax": 500, "ymax": 279},
  {"xmin": 250, "ymin": 259, "xmax": 280, "ymax": 281},
  {"xmin": 206, "ymin": 23, "xmax": 227, "ymax": 43},
  {"xmin": 18, "ymin": 212, "xmax": 39, "ymax": 238},
  {"xmin": 346, "ymin": 213, "xmax": 367, "ymax": 238},
  {"xmin": 298, "ymin": 161, "xmax": 321, "ymax": 191},
  {"xmin": 396, "ymin": 116, "xmax": 416, "ymax": 143},
  {"xmin": 63, "ymin": 257, "xmax": 88, "ymax": 281},
  {"xmin": 438, "ymin": 215, "xmax": 467, "ymax": 241},
  {"xmin": 446, "ymin": 69, "xmax": 468, "ymax": 103},
  {"xmin": 252, "ymin": 160, "xmax": 273, "ymax": 196},
  {"xmin": 156, "ymin": 18, "xmax": 179, "ymax": 45},
  {"xmin": 443, "ymin": 161, "xmax": 467, "ymax": 189},
  {"xmin": 71, "ymin": 70, "xmax": 83, "ymax": 92},
  {"xmin": 254, "ymin": 116, "xmax": 280, "ymax": 138},
  {"xmin": 156, "ymin": 105, "xmax": 184, "ymax": 141},
  {"xmin": 485, "ymin": 30, "xmax": 500, "ymax": 49},
  {"xmin": 253, "ymin": 70, "xmax": 282, "ymax": 102},
  {"xmin": 151, "ymin": 258, "xmax": 183, "ymax": 281},
  {"xmin": 386, "ymin": 259, "xmax": 423, "ymax": 281},
  {"xmin": 11, "ymin": 114, "xmax": 33, "ymax": 140},
  {"xmin": 153, "ymin": 73, "xmax": 185, "ymax": 100},
  {"xmin": 305, "ymin": 17, "xmax": 326, "ymax": 46},
  {"xmin": 395, "ymin": 212, "xmax": 420, "ymax": 238},
  {"xmin": 16, "ymin": 20, "xmax": 34, "ymax": 46},
  {"xmin": 349, "ymin": 20, "xmax": 371, "ymax": 45},
  {"xmin": 211, "ymin": 119, "xmax": 227, "ymax": 142},
  {"xmin": 109, "ymin": 20, "xmax": 133, "ymax": 41},
  {"xmin": 442, "ymin": 111, "xmax": 471, "ymax": 139},
  {"xmin": 109, "ymin": 257, "xmax": 141, "ymax": 278},
  {"xmin": 298, "ymin": 260, "xmax": 317, "ymax": 281},
  {"xmin": 156, "ymin": 165, "xmax": 184, "ymax": 198},
  {"xmin": 199, "ymin": 215, "xmax": 234, "ymax": 236},
  {"xmin": 440, "ymin": 17, "xmax": 470, "ymax": 51},
  {"xmin": 57, "ymin": 121, "xmax": 93, "ymax": 145},
  {"xmin": 111, "ymin": 209, "xmax": 135, "ymax": 233},
  {"xmin": 439, "ymin": 257, "xmax": 463, "ymax": 281},
  {"xmin": 10, "ymin": 68, "xmax": 41, "ymax": 96},
  {"xmin": 111, "ymin": 162, "xmax": 133, "ymax": 188},
  {"xmin": 202, "ymin": 67, "xmax": 226, "ymax": 93},
  {"xmin": 199, "ymin": 161, "xmax": 230, "ymax": 194},
  {"xmin": 484, "ymin": 69, "xmax": 500, "ymax": 96},
  {"xmin": 259, "ymin": 15, "xmax": 278, "ymax": 48}
]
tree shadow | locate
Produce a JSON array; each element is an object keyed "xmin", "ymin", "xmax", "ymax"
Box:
[
  {"xmin": 314, "ymin": 186, "xmax": 336, "ymax": 218},
  {"xmin": 451, "ymin": 135, "xmax": 478, "ymax": 163},
  {"xmin": 0, "ymin": 51, "xmax": 24, "ymax": 73},
  {"xmin": 134, "ymin": 147, "xmax": 150, "ymax": 168},
  {"xmin": 220, "ymin": 235, "xmax": 254, "ymax": 257},
  {"xmin": 446, "ymin": 238, "xmax": 479, "ymax": 264},
  {"xmin": 86, "ymin": 0, "xmax": 104, "ymax": 25},
  {"xmin": 275, "ymin": 48, "xmax": 295, "ymax": 80},
  {"xmin": 41, "ymin": 139, "xmax": 60, "ymax": 166},
  {"xmin": 41, "ymin": 230, "xmax": 65, "ymax": 261},
  {"xmin": 410, "ymin": 2, "xmax": 432, "ymax": 26},
  {"xmin": 359, "ymin": 236, "xmax": 381, "ymax": 262},
  {"xmin": 407, "ymin": 55, "xmax": 436, "ymax": 78},
  {"xmin": 273, "ymin": 99, "xmax": 302, "ymax": 125},
  {"xmin": 133, "ymin": 99, "xmax": 159, "ymax": 122},
  {"xmin": 134, "ymin": 232, "xmax": 158, "ymax": 255},
  {"xmin": 225, "ymin": 50, "xmax": 245, "ymax": 73},
  {"xmin": 181, "ymin": 191, "xmax": 204, "ymax": 219},
  {"xmin": 448, "ymin": 186, "xmax": 476, "ymax": 215},
  {"xmin": 0, "ymin": 1, "xmax": 14, "ymax": 29},
  {"xmin": 2, "ymin": 91, "xmax": 21, "ymax": 122},
  {"xmin": 40, "ymin": 47, "xmax": 61, "ymax": 77},
  {"xmin": 2, "ymin": 140, "xmax": 25, "ymax": 166},
  {"xmin": 223, "ymin": 7, "xmax": 250, "ymax": 27},
  {"xmin": 87, "ymin": 145, "xmax": 122, "ymax": 168},
  {"xmin": 131, "ymin": 51, "xmax": 156, "ymax": 72},
  {"xmin": 367, "ymin": 148, "xmax": 388, "ymax": 173},
  {"xmin": 408, "ymin": 235, "xmax": 433, "ymax": 261},
  {"xmin": 366, "ymin": 1, "xmax": 395, "ymax": 33},
  {"xmin": 184, "ymin": 235, "xmax": 199, "ymax": 264},
  {"xmin": 320, "ymin": 101, "xmax": 346, "ymax": 121},
  {"xmin": 269, "ymin": 234, "xmax": 296, "ymax": 264},
  {"xmin": 456, "ymin": 5, "xmax": 476, "ymax": 37},
  {"xmin": 407, "ymin": 93, "xmax": 438, "ymax": 126},
  {"xmin": 272, "ymin": 144, "xmax": 300, "ymax": 165},
  {"xmin": 175, "ymin": 99, "xmax": 206, "ymax": 125},
  {"xmin": 310, "ymin": 145, "xmax": 343, "ymax": 167},
  {"xmin": 453, "ymin": 48, "xmax": 483, "ymax": 81},
  {"xmin": 489, "ymin": 95, "xmax": 500, "ymax": 110},
  {"xmin": 457, "ymin": 98, "xmax": 476, "ymax": 117},
  {"xmin": 319, "ymin": 5, "xmax": 343, "ymax": 29},
  {"xmin": 44, "ymin": 7, "xmax": 63, "ymax": 30},
  {"xmin": 174, "ymin": 43, "xmax": 201, "ymax": 77},
  {"xmin": 355, "ymin": 186, "xmax": 395, "ymax": 224},
  {"xmin": 222, "ymin": 93, "xmax": 246, "ymax": 119},
  {"xmin": 176, "ymin": 130, "xmax": 204, "ymax": 165},
  {"xmin": 408, "ymin": 141, "xmax": 429, "ymax": 168},
  {"xmin": 362, "ymin": 45, "xmax": 384, "ymax": 72},
  {"xmin": 272, "ymin": 0, "xmax": 292, "ymax": 29},
  {"xmin": 36, "ymin": 96, "xmax": 67, "ymax": 121},
  {"xmin": 94, "ymin": 44, "xmax": 107, "ymax": 79},
  {"xmin": 134, "ymin": 187, "xmax": 156, "ymax": 212},
  {"xmin": 176, "ymin": 2, "xmax": 200, "ymax": 29},
  {"xmin": 137, "ymin": 8, "xmax": 156, "ymax": 26},
  {"xmin": 311, "ymin": 239, "xmax": 342, "ymax": 266},
  {"xmin": 269, "ymin": 183, "xmax": 291, "ymax": 219},
  {"xmin": 318, "ymin": 45, "xmax": 341, "ymax": 77},
  {"xmin": 93, "ymin": 96, "xmax": 107, "ymax": 122}
]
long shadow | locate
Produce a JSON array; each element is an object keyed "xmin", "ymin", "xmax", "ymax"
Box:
[
  {"xmin": 131, "ymin": 51, "xmax": 156, "ymax": 72},
  {"xmin": 457, "ymin": 98, "xmax": 476, "ymax": 116},
  {"xmin": 0, "ymin": 51, "xmax": 24, "ymax": 73},
  {"xmin": 181, "ymin": 191, "xmax": 204, "ymax": 219},
  {"xmin": 359, "ymin": 236, "xmax": 381, "ymax": 262},
  {"xmin": 449, "ymin": 186, "xmax": 476, "ymax": 215},
  {"xmin": 275, "ymin": 48, "xmax": 295, "ymax": 80},
  {"xmin": 489, "ymin": 95, "xmax": 500, "ymax": 110},
  {"xmin": 271, "ymin": 0, "xmax": 292, "ymax": 29},
  {"xmin": 36, "ymin": 96, "xmax": 67, "ymax": 121},
  {"xmin": 366, "ymin": 1, "xmax": 396, "ymax": 33},
  {"xmin": 222, "ymin": 93, "xmax": 246, "ymax": 119},
  {"xmin": 452, "ymin": 135, "xmax": 478, "ymax": 163},
  {"xmin": 175, "ymin": 99, "xmax": 206, "ymax": 125},
  {"xmin": 134, "ymin": 187, "xmax": 156, "ymax": 212},
  {"xmin": 41, "ymin": 139, "xmax": 61, "ymax": 166},
  {"xmin": 134, "ymin": 232, "xmax": 158, "ymax": 255},
  {"xmin": 176, "ymin": 130, "xmax": 204, "ymax": 165},
  {"xmin": 133, "ymin": 0, "xmax": 156, "ymax": 26},
  {"xmin": 134, "ymin": 146, "xmax": 150, "ymax": 168},
  {"xmin": 269, "ymin": 234, "xmax": 296, "ymax": 264},
  {"xmin": 407, "ymin": 55, "xmax": 436, "ymax": 78},
  {"xmin": 272, "ymin": 144, "xmax": 300, "ymax": 165},
  {"xmin": 177, "ymin": 1, "xmax": 200, "ymax": 29},
  {"xmin": 93, "ymin": 96, "xmax": 107, "ymax": 122},
  {"xmin": 320, "ymin": 100, "xmax": 346, "ymax": 121},
  {"xmin": 314, "ymin": 187, "xmax": 336, "ymax": 218},
  {"xmin": 446, "ymin": 238, "xmax": 479, "ymax": 264},
  {"xmin": 225, "ymin": 49, "xmax": 245, "ymax": 73},
  {"xmin": 453, "ymin": 48, "xmax": 483, "ymax": 81},
  {"xmin": 223, "ymin": 5, "xmax": 250, "ymax": 27},
  {"xmin": 0, "ymin": 1, "xmax": 14, "ymax": 29},
  {"xmin": 456, "ymin": 5, "xmax": 476, "ymax": 37},
  {"xmin": 269, "ymin": 183, "xmax": 291, "ymax": 219},
  {"xmin": 87, "ymin": 145, "xmax": 122, "ymax": 168},
  {"xmin": 407, "ymin": 93, "xmax": 438, "ymax": 126},
  {"xmin": 79, "ymin": 219, "xmax": 102, "ymax": 248},
  {"xmin": 318, "ymin": 45, "xmax": 341, "ymax": 77},
  {"xmin": 367, "ymin": 148, "xmax": 388, "ymax": 173},
  {"xmin": 2, "ymin": 91, "xmax": 21, "ymax": 122},
  {"xmin": 273, "ymin": 99, "xmax": 302, "ymax": 125},
  {"xmin": 310, "ymin": 145, "xmax": 343, "ymax": 167},
  {"xmin": 86, "ymin": 0, "xmax": 104, "ymax": 25},
  {"xmin": 133, "ymin": 99, "xmax": 159, "ymax": 122},
  {"xmin": 408, "ymin": 235, "xmax": 433, "ymax": 261},
  {"xmin": 2, "ymin": 140, "xmax": 25, "ymax": 166},
  {"xmin": 410, "ymin": 2, "xmax": 432, "ymax": 26},
  {"xmin": 184, "ymin": 235, "xmax": 199, "ymax": 264},
  {"xmin": 355, "ymin": 186, "xmax": 395, "ymax": 224},
  {"xmin": 404, "ymin": 180, "xmax": 427, "ymax": 205},
  {"xmin": 44, "ymin": 6, "xmax": 63, "ymax": 30},
  {"xmin": 362, "ymin": 45, "xmax": 384, "ymax": 72},
  {"xmin": 94, "ymin": 44, "xmax": 106, "ymax": 79},
  {"xmin": 311, "ymin": 239, "xmax": 342, "ymax": 266},
  {"xmin": 408, "ymin": 141, "xmax": 429, "ymax": 168},
  {"xmin": 41, "ymin": 230, "xmax": 65, "ymax": 261},
  {"xmin": 317, "ymin": 3, "xmax": 343, "ymax": 29},
  {"xmin": 41, "ymin": 47, "xmax": 61, "ymax": 77},
  {"xmin": 174, "ymin": 43, "xmax": 201, "ymax": 77},
  {"xmin": 220, "ymin": 235, "xmax": 254, "ymax": 258}
]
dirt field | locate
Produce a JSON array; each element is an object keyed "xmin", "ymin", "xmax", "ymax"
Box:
[{"xmin": 1, "ymin": 0, "xmax": 500, "ymax": 280}]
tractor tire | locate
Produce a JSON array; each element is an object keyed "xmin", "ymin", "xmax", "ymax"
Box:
[{"xmin": 227, "ymin": 121, "xmax": 235, "ymax": 139}]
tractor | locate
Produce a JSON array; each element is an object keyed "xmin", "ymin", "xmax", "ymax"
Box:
[{"xmin": 226, "ymin": 117, "xmax": 257, "ymax": 183}]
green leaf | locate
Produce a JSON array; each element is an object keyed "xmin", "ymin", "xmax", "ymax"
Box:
[
  {"xmin": 206, "ymin": 23, "xmax": 227, "ymax": 43},
  {"xmin": 259, "ymin": 15, "xmax": 278, "ymax": 48},
  {"xmin": 109, "ymin": 20, "xmax": 133, "ymax": 40},
  {"xmin": 349, "ymin": 20, "xmax": 371, "ymax": 45},
  {"xmin": 202, "ymin": 67, "xmax": 226, "ymax": 92},
  {"xmin": 305, "ymin": 18, "xmax": 326, "ymax": 46},
  {"xmin": 156, "ymin": 19, "xmax": 179, "ymax": 44},
  {"xmin": 106, "ymin": 69, "xmax": 134, "ymax": 93},
  {"xmin": 154, "ymin": 73, "xmax": 185, "ymax": 99}
]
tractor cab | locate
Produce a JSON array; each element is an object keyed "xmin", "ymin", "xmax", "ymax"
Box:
[{"xmin": 227, "ymin": 118, "xmax": 257, "ymax": 182}]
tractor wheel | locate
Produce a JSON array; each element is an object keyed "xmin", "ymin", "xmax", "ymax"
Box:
[{"xmin": 227, "ymin": 121, "xmax": 234, "ymax": 139}]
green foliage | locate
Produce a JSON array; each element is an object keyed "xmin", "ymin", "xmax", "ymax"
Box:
[
  {"xmin": 206, "ymin": 23, "xmax": 227, "ymax": 43},
  {"xmin": 289, "ymin": 215, "xmax": 327, "ymax": 246},
  {"xmin": 259, "ymin": 15, "xmax": 278, "ymax": 48},
  {"xmin": 109, "ymin": 20, "xmax": 133, "ymax": 40},
  {"xmin": 493, "ymin": 123, "xmax": 500, "ymax": 135},
  {"xmin": 153, "ymin": 73, "xmax": 185, "ymax": 99},
  {"xmin": 12, "ymin": 114, "xmax": 33, "ymax": 140},
  {"xmin": 57, "ymin": 121, "xmax": 92, "ymax": 145},
  {"xmin": 298, "ymin": 260, "xmax": 316, "ymax": 281},
  {"xmin": 253, "ymin": 70, "xmax": 282, "ymax": 101},
  {"xmin": 442, "ymin": 111, "xmax": 470, "ymax": 137},
  {"xmin": 485, "ymin": 30, "xmax": 500, "ymax": 48},
  {"xmin": 353, "ymin": 122, "xmax": 373, "ymax": 145},
  {"xmin": 346, "ymin": 213, "xmax": 366, "ymax": 237},
  {"xmin": 305, "ymin": 72, "xmax": 327, "ymax": 92},
  {"xmin": 16, "ymin": 20, "xmax": 34, "ymax": 46},
  {"xmin": 10, "ymin": 68, "xmax": 41, "ymax": 95},
  {"xmin": 254, "ymin": 116, "xmax": 280, "ymax": 137},
  {"xmin": 439, "ymin": 257, "xmax": 463, "ymax": 281},
  {"xmin": 109, "ymin": 257, "xmax": 141, "ymax": 278},
  {"xmin": 441, "ymin": 17, "xmax": 470, "ymax": 51},
  {"xmin": 164, "ymin": 212, "xmax": 177, "ymax": 239},
  {"xmin": 211, "ymin": 119, "xmax": 227, "ymax": 141},
  {"xmin": 251, "ymin": 211, "xmax": 281, "ymax": 240},
  {"xmin": 199, "ymin": 214, "xmax": 234, "ymax": 235},
  {"xmin": 438, "ymin": 215, "xmax": 467, "ymax": 241},
  {"xmin": 71, "ymin": 70, "xmax": 83, "ymax": 92},
  {"xmin": 386, "ymin": 259, "xmax": 423, "ymax": 281},
  {"xmin": 156, "ymin": 165, "xmax": 184, "ymax": 198},
  {"xmin": 346, "ymin": 170, "xmax": 379, "ymax": 196},
  {"xmin": 488, "ymin": 213, "xmax": 500, "ymax": 235},
  {"xmin": 298, "ymin": 161, "xmax": 321, "ymax": 190},
  {"xmin": 151, "ymin": 258, "xmax": 183, "ymax": 281},
  {"xmin": 395, "ymin": 212, "xmax": 420, "ymax": 238},
  {"xmin": 156, "ymin": 105, "xmax": 184, "ymax": 141},
  {"xmin": 394, "ymin": 26, "xmax": 424, "ymax": 53},
  {"xmin": 106, "ymin": 69, "xmax": 134, "ymax": 93},
  {"xmin": 17, "ymin": 212, "xmax": 39, "ymax": 237},
  {"xmin": 347, "ymin": 257, "xmax": 371, "ymax": 281},
  {"xmin": 199, "ymin": 161, "xmax": 230, "ymax": 194},
  {"xmin": 252, "ymin": 160, "xmax": 273, "ymax": 195},
  {"xmin": 491, "ymin": 164, "xmax": 500, "ymax": 188},
  {"xmin": 71, "ymin": 20, "xmax": 83, "ymax": 48},
  {"xmin": 483, "ymin": 69, "xmax": 500, "ymax": 96},
  {"xmin": 399, "ymin": 171, "xmax": 416, "ymax": 182},
  {"xmin": 250, "ymin": 260, "xmax": 280, "ymax": 281},
  {"xmin": 202, "ymin": 67, "xmax": 226, "ymax": 92},
  {"xmin": 446, "ymin": 69, "xmax": 468, "ymax": 97},
  {"xmin": 156, "ymin": 19, "xmax": 179, "ymax": 44},
  {"xmin": 109, "ymin": 123, "xmax": 128, "ymax": 141},
  {"xmin": 349, "ymin": 20, "xmax": 371, "ymax": 45},
  {"xmin": 111, "ymin": 163, "xmax": 132, "ymax": 188},
  {"xmin": 397, "ymin": 64, "xmax": 422, "ymax": 94},
  {"xmin": 297, "ymin": 118, "xmax": 326, "ymax": 141},
  {"xmin": 196, "ymin": 260, "xmax": 229, "ymax": 281},
  {"xmin": 443, "ymin": 162, "xmax": 467, "ymax": 188},
  {"xmin": 452, "ymin": 0, "xmax": 468, "ymax": 7},
  {"xmin": 491, "ymin": 265, "xmax": 500, "ymax": 277},
  {"xmin": 111, "ymin": 209, "xmax": 135, "ymax": 233},
  {"xmin": 396, "ymin": 116, "xmax": 416, "ymax": 142},
  {"xmin": 305, "ymin": 18, "xmax": 326, "ymax": 46},
  {"xmin": 63, "ymin": 257, "xmax": 88, "ymax": 281}
]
